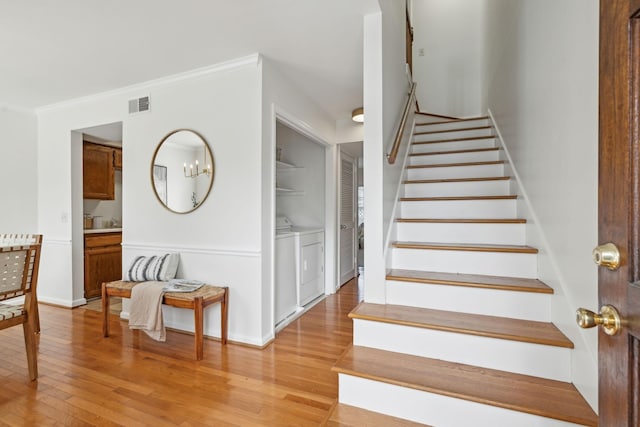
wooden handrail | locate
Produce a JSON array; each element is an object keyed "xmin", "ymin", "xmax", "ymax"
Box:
[
  {"xmin": 387, "ymin": 82, "xmax": 417, "ymax": 164},
  {"xmin": 416, "ymin": 111, "xmax": 461, "ymax": 120}
]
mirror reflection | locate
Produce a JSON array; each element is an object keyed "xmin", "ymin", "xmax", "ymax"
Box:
[{"xmin": 151, "ymin": 129, "xmax": 214, "ymax": 213}]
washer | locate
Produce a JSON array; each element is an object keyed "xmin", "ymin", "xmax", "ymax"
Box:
[{"xmin": 275, "ymin": 217, "xmax": 325, "ymax": 325}]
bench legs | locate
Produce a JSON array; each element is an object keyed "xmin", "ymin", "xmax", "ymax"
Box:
[
  {"xmin": 221, "ymin": 288, "xmax": 228, "ymax": 345},
  {"xmin": 102, "ymin": 282, "xmax": 110, "ymax": 337},
  {"xmin": 193, "ymin": 289, "xmax": 228, "ymax": 360},
  {"xmin": 103, "ymin": 283, "xmax": 229, "ymax": 361},
  {"xmin": 194, "ymin": 296, "xmax": 204, "ymax": 360}
]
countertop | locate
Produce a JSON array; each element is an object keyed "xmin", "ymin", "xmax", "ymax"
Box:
[
  {"xmin": 275, "ymin": 227, "xmax": 323, "ymax": 238},
  {"xmin": 84, "ymin": 228, "xmax": 122, "ymax": 234}
]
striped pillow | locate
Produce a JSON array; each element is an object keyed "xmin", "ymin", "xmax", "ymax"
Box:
[{"xmin": 124, "ymin": 253, "xmax": 180, "ymax": 282}]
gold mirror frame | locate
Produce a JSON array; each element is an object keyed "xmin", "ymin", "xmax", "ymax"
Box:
[{"xmin": 151, "ymin": 129, "xmax": 215, "ymax": 214}]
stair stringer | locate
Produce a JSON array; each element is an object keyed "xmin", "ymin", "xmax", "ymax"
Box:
[
  {"xmin": 383, "ymin": 113, "xmax": 417, "ymax": 273},
  {"xmin": 488, "ymin": 109, "xmax": 598, "ymax": 411}
]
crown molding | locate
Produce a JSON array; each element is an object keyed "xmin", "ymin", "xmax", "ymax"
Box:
[
  {"xmin": 0, "ymin": 104, "xmax": 36, "ymax": 115},
  {"xmin": 36, "ymin": 53, "xmax": 262, "ymax": 114}
]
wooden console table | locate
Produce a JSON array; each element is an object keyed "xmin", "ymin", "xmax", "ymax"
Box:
[{"xmin": 102, "ymin": 280, "xmax": 228, "ymax": 360}]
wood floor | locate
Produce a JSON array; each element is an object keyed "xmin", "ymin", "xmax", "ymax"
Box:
[{"xmin": 0, "ymin": 279, "xmax": 362, "ymax": 426}]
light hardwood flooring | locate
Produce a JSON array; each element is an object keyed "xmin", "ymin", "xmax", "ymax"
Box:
[
  {"xmin": 82, "ymin": 297, "xmax": 122, "ymax": 315},
  {"xmin": 0, "ymin": 278, "xmax": 363, "ymax": 426}
]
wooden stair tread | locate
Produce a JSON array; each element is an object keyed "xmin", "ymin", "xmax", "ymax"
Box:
[
  {"xmin": 392, "ymin": 241, "xmax": 539, "ymax": 254},
  {"xmin": 333, "ymin": 346, "xmax": 595, "ymax": 426},
  {"xmin": 386, "ymin": 269, "xmax": 552, "ymax": 294},
  {"xmin": 396, "ymin": 218, "xmax": 526, "ymax": 224},
  {"xmin": 415, "ymin": 115, "xmax": 489, "ymax": 126},
  {"xmin": 400, "ymin": 195, "xmax": 517, "ymax": 201},
  {"xmin": 407, "ymin": 160, "xmax": 504, "ymax": 169},
  {"xmin": 410, "ymin": 147, "xmax": 499, "ymax": 157},
  {"xmin": 349, "ymin": 303, "xmax": 573, "ymax": 348},
  {"xmin": 414, "ymin": 125, "xmax": 492, "ymax": 136},
  {"xmin": 325, "ymin": 403, "xmax": 427, "ymax": 427},
  {"xmin": 403, "ymin": 176, "xmax": 510, "ymax": 184},
  {"xmin": 413, "ymin": 135, "xmax": 495, "ymax": 144}
]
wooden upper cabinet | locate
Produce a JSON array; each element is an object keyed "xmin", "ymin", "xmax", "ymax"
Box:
[
  {"xmin": 113, "ymin": 147, "xmax": 122, "ymax": 170},
  {"xmin": 83, "ymin": 142, "xmax": 115, "ymax": 200}
]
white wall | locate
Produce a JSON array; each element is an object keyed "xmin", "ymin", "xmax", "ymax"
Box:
[
  {"xmin": 336, "ymin": 117, "xmax": 364, "ymax": 144},
  {"xmin": 482, "ymin": 0, "xmax": 599, "ymax": 410},
  {"xmin": 363, "ymin": 0, "xmax": 409, "ymax": 303},
  {"xmin": 382, "ymin": 0, "xmax": 411, "ymax": 246},
  {"xmin": 36, "ymin": 55, "xmax": 267, "ymax": 345},
  {"xmin": 412, "ymin": 0, "xmax": 486, "ymax": 118},
  {"xmin": 0, "ymin": 107, "xmax": 38, "ymax": 232}
]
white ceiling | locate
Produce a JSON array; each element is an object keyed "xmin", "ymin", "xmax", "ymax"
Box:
[{"xmin": 0, "ymin": 0, "xmax": 379, "ymax": 120}]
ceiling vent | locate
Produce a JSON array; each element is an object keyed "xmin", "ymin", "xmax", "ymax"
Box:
[{"xmin": 128, "ymin": 96, "xmax": 150, "ymax": 114}]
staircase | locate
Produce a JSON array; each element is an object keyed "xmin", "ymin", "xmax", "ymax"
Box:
[{"xmin": 332, "ymin": 117, "xmax": 598, "ymax": 426}]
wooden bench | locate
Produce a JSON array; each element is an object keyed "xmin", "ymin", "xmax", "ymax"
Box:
[{"xmin": 102, "ymin": 280, "xmax": 228, "ymax": 360}]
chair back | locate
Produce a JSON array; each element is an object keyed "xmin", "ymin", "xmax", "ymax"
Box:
[{"xmin": 0, "ymin": 234, "xmax": 42, "ymax": 302}]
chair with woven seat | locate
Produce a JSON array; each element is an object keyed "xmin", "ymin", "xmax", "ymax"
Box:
[
  {"xmin": 0, "ymin": 235, "xmax": 42, "ymax": 380},
  {"xmin": 1, "ymin": 234, "xmax": 42, "ymax": 333}
]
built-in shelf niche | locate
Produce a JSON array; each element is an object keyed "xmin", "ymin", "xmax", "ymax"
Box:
[{"xmin": 276, "ymin": 161, "xmax": 304, "ymax": 196}]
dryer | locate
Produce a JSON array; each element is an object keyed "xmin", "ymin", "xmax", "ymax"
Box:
[{"xmin": 274, "ymin": 216, "xmax": 325, "ymax": 326}]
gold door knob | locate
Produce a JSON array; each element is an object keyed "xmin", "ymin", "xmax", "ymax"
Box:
[
  {"xmin": 592, "ymin": 243, "xmax": 620, "ymax": 270},
  {"xmin": 576, "ymin": 305, "xmax": 621, "ymax": 336}
]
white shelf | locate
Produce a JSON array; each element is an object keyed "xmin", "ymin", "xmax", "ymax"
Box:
[
  {"xmin": 276, "ymin": 187, "xmax": 305, "ymax": 196},
  {"xmin": 276, "ymin": 160, "xmax": 303, "ymax": 170},
  {"xmin": 276, "ymin": 161, "xmax": 303, "ymax": 195}
]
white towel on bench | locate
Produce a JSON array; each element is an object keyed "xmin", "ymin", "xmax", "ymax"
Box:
[{"xmin": 128, "ymin": 281, "xmax": 166, "ymax": 342}]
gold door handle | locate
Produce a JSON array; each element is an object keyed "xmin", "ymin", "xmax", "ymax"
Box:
[
  {"xmin": 576, "ymin": 305, "xmax": 622, "ymax": 336},
  {"xmin": 592, "ymin": 243, "xmax": 620, "ymax": 270}
]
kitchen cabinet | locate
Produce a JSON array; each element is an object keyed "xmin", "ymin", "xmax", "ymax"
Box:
[
  {"xmin": 113, "ymin": 147, "xmax": 122, "ymax": 170},
  {"xmin": 84, "ymin": 232, "xmax": 122, "ymax": 299},
  {"xmin": 83, "ymin": 142, "xmax": 120, "ymax": 199}
]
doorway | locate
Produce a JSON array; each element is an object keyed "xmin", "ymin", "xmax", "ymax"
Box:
[
  {"xmin": 274, "ymin": 120, "xmax": 327, "ymax": 330},
  {"xmin": 339, "ymin": 142, "xmax": 363, "ymax": 286},
  {"xmin": 71, "ymin": 121, "xmax": 123, "ymax": 305}
]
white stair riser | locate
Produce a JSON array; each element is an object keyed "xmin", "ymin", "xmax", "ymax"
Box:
[
  {"xmin": 400, "ymin": 199, "xmax": 516, "ymax": 219},
  {"xmin": 338, "ymin": 375, "xmax": 585, "ymax": 427},
  {"xmin": 403, "ymin": 180, "xmax": 510, "ymax": 198},
  {"xmin": 411, "ymin": 138, "xmax": 496, "ymax": 153},
  {"xmin": 414, "ymin": 118, "xmax": 489, "ymax": 132},
  {"xmin": 415, "ymin": 128, "xmax": 493, "ymax": 142},
  {"xmin": 391, "ymin": 248, "xmax": 537, "ymax": 278},
  {"xmin": 386, "ymin": 280, "xmax": 550, "ymax": 321},
  {"xmin": 409, "ymin": 150, "xmax": 500, "ymax": 165},
  {"xmin": 353, "ymin": 320, "xmax": 570, "ymax": 381},
  {"xmin": 396, "ymin": 222, "xmax": 525, "ymax": 245},
  {"xmin": 406, "ymin": 163, "xmax": 505, "ymax": 180}
]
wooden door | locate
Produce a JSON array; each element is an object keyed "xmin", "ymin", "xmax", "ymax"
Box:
[{"xmin": 599, "ymin": 1, "xmax": 640, "ymax": 424}]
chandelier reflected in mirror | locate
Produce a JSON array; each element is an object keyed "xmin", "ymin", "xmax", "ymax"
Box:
[{"xmin": 183, "ymin": 146, "xmax": 212, "ymax": 178}]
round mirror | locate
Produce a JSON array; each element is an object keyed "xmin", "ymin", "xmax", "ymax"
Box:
[{"xmin": 151, "ymin": 129, "xmax": 215, "ymax": 214}]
